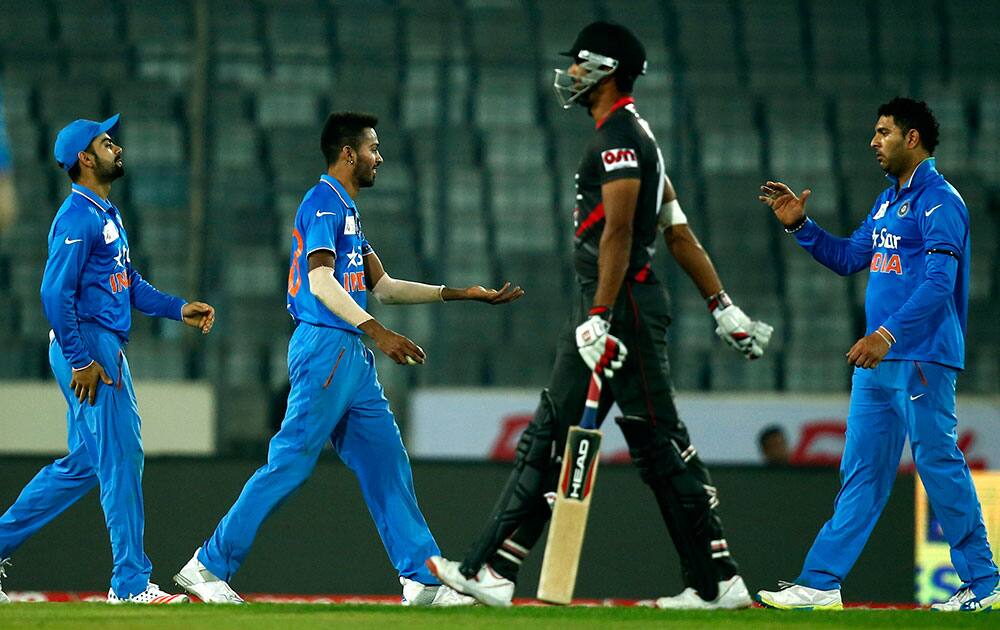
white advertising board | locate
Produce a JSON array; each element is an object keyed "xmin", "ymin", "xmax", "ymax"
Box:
[
  {"xmin": 0, "ymin": 381, "xmax": 216, "ymax": 455},
  {"xmin": 409, "ymin": 389, "xmax": 1000, "ymax": 468}
]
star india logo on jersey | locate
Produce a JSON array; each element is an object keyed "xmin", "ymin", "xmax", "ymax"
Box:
[{"xmin": 601, "ymin": 147, "xmax": 638, "ymax": 172}]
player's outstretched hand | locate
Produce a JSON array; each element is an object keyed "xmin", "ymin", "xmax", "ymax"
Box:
[
  {"xmin": 846, "ymin": 331, "xmax": 891, "ymax": 369},
  {"xmin": 449, "ymin": 282, "xmax": 525, "ymax": 304},
  {"xmin": 70, "ymin": 361, "xmax": 114, "ymax": 405},
  {"xmin": 759, "ymin": 180, "xmax": 811, "ymax": 228},
  {"xmin": 360, "ymin": 320, "xmax": 426, "ymax": 365},
  {"xmin": 182, "ymin": 301, "xmax": 216, "ymax": 334}
]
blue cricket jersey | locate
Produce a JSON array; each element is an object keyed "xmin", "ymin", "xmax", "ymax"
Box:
[
  {"xmin": 286, "ymin": 175, "xmax": 373, "ymax": 333},
  {"xmin": 40, "ymin": 184, "xmax": 186, "ymax": 369},
  {"xmin": 794, "ymin": 158, "xmax": 969, "ymax": 369}
]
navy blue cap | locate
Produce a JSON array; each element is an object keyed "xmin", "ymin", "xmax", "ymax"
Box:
[{"xmin": 53, "ymin": 113, "xmax": 121, "ymax": 171}]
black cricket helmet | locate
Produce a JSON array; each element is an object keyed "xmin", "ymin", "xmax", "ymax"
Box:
[{"xmin": 553, "ymin": 21, "xmax": 647, "ymax": 109}]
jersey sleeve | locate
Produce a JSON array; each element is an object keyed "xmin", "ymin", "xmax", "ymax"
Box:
[
  {"xmin": 128, "ymin": 264, "xmax": 186, "ymax": 320},
  {"xmin": 595, "ymin": 124, "xmax": 642, "ymax": 184},
  {"xmin": 794, "ymin": 213, "xmax": 875, "ymax": 276},
  {"xmin": 916, "ymin": 193, "xmax": 967, "ymax": 257},
  {"xmin": 303, "ymin": 201, "xmax": 344, "ymax": 258},
  {"xmin": 40, "ymin": 209, "xmax": 101, "ymax": 369}
]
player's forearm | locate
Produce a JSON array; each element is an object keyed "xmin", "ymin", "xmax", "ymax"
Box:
[
  {"xmin": 308, "ymin": 266, "xmax": 374, "ymax": 327},
  {"xmin": 42, "ymin": 292, "xmax": 93, "ymax": 369},
  {"xmin": 794, "ymin": 219, "xmax": 870, "ymax": 276},
  {"xmin": 665, "ymin": 225, "xmax": 722, "ymax": 298},
  {"xmin": 592, "ymin": 225, "xmax": 631, "ymax": 309},
  {"xmin": 371, "ymin": 274, "xmax": 444, "ymax": 304},
  {"xmin": 880, "ymin": 253, "xmax": 958, "ymax": 343},
  {"xmin": 129, "ymin": 270, "xmax": 186, "ymax": 320}
]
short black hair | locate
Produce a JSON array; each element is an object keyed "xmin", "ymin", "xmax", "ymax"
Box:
[
  {"xmin": 320, "ymin": 111, "xmax": 379, "ymax": 166},
  {"xmin": 877, "ymin": 97, "xmax": 940, "ymax": 154},
  {"xmin": 758, "ymin": 424, "xmax": 786, "ymax": 450},
  {"xmin": 65, "ymin": 147, "xmax": 94, "ymax": 182}
]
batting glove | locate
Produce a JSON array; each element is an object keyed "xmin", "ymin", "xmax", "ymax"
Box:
[
  {"xmin": 709, "ymin": 291, "xmax": 773, "ymax": 360},
  {"xmin": 575, "ymin": 311, "xmax": 628, "ymax": 378}
]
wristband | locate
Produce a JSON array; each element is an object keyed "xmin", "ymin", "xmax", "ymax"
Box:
[
  {"xmin": 784, "ymin": 216, "xmax": 809, "ymax": 233},
  {"xmin": 706, "ymin": 290, "xmax": 732, "ymax": 313},
  {"xmin": 875, "ymin": 326, "xmax": 896, "ymax": 346},
  {"xmin": 589, "ymin": 305, "xmax": 612, "ymax": 321}
]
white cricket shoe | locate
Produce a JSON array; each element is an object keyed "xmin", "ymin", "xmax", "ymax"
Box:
[
  {"xmin": 400, "ymin": 576, "xmax": 475, "ymax": 606},
  {"xmin": 655, "ymin": 575, "xmax": 752, "ymax": 610},
  {"xmin": 107, "ymin": 582, "xmax": 188, "ymax": 604},
  {"xmin": 0, "ymin": 558, "xmax": 10, "ymax": 604},
  {"xmin": 426, "ymin": 555, "xmax": 514, "ymax": 608},
  {"xmin": 960, "ymin": 584, "xmax": 1000, "ymax": 612},
  {"xmin": 173, "ymin": 547, "xmax": 244, "ymax": 604},
  {"xmin": 756, "ymin": 581, "xmax": 843, "ymax": 610},
  {"xmin": 930, "ymin": 586, "xmax": 973, "ymax": 611}
]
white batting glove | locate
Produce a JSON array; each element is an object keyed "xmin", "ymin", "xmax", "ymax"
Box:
[
  {"xmin": 575, "ymin": 314, "xmax": 628, "ymax": 378},
  {"xmin": 709, "ymin": 291, "xmax": 773, "ymax": 360}
]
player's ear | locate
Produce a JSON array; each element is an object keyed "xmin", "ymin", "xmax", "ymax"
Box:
[
  {"xmin": 341, "ymin": 145, "xmax": 355, "ymax": 164},
  {"xmin": 906, "ymin": 128, "xmax": 921, "ymax": 150}
]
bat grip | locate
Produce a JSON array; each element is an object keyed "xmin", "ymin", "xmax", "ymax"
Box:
[{"xmin": 579, "ymin": 370, "xmax": 602, "ymax": 430}]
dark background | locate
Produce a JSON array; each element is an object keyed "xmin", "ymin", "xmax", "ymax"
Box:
[{"xmin": 0, "ymin": 456, "xmax": 915, "ymax": 602}]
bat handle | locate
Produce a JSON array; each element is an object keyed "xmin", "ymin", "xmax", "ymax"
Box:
[{"xmin": 579, "ymin": 370, "xmax": 602, "ymax": 430}]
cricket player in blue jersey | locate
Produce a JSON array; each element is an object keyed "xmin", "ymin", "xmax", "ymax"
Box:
[
  {"xmin": 756, "ymin": 98, "xmax": 999, "ymax": 612},
  {"xmin": 0, "ymin": 115, "xmax": 216, "ymax": 605},
  {"xmin": 174, "ymin": 112, "xmax": 523, "ymax": 605}
]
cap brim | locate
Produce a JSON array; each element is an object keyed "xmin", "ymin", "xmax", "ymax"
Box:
[{"xmin": 98, "ymin": 113, "xmax": 121, "ymax": 139}]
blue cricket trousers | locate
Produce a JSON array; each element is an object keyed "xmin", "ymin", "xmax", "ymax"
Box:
[
  {"xmin": 0, "ymin": 324, "xmax": 150, "ymax": 598},
  {"xmin": 199, "ymin": 323, "xmax": 440, "ymax": 584},
  {"xmin": 798, "ymin": 360, "xmax": 998, "ymax": 597}
]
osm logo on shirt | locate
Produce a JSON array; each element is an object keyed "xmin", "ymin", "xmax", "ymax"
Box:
[{"xmin": 601, "ymin": 148, "xmax": 638, "ymax": 172}]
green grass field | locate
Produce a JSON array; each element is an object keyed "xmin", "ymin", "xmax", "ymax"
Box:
[{"xmin": 0, "ymin": 603, "xmax": 996, "ymax": 630}]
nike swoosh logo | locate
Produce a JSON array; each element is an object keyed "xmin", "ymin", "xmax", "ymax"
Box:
[
  {"xmin": 316, "ymin": 210, "xmax": 337, "ymax": 217},
  {"xmin": 924, "ymin": 204, "xmax": 942, "ymax": 217},
  {"xmin": 910, "ymin": 393, "xmax": 925, "ymax": 401},
  {"xmin": 64, "ymin": 237, "xmax": 82, "ymax": 245}
]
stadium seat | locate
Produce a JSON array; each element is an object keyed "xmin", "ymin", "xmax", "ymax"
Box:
[
  {"xmin": 538, "ymin": 0, "xmax": 599, "ymax": 62},
  {"xmin": 334, "ymin": 4, "xmax": 399, "ymax": 63},
  {"xmin": 474, "ymin": 67, "xmax": 538, "ymax": 127},
  {"xmin": 467, "ymin": 2, "xmax": 535, "ymax": 65},
  {"xmin": 809, "ymin": 0, "xmax": 874, "ymax": 91},
  {"xmin": 784, "ymin": 348, "xmax": 851, "ymax": 392},
  {"xmin": 876, "ymin": 1, "xmax": 944, "ymax": 88},
  {"xmin": 121, "ymin": 120, "xmax": 185, "ymax": 166},
  {"xmin": 673, "ymin": 0, "xmax": 741, "ymax": 91}
]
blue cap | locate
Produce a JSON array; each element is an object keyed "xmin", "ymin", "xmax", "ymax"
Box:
[{"xmin": 53, "ymin": 113, "xmax": 121, "ymax": 171}]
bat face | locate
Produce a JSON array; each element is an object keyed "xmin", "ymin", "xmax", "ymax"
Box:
[
  {"xmin": 560, "ymin": 428, "xmax": 602, "ymax": 502},
  {"xmin": 538, "ymin": 425, "xmax": 603, "ymax": 604}
]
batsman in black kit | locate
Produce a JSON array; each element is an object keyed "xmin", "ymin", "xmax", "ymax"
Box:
[{"xmin": 428, "ymin": 22, "xmax": 772, "ymax": 609}]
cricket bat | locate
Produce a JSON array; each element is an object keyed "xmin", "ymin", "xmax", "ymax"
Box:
[{"xmin": 537, "ymin": 370, "xmax": 603, "ymax": 605}]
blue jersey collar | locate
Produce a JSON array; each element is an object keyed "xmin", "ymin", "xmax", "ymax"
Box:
[
  {"xmin": 319, "ymin": 174, "xmax": 356, "ymax": 209},
  {"xmin": 71, "ymin": 183, "xmax": 114, "ymax": 213},
  {"xmin": 885, "ymin": 157, "xmax": 937, "ymax": 192}
]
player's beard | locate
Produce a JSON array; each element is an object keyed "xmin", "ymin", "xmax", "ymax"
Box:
[
  {"xmin": 355, "ymin": 160, "xmax": 376, "ymax": 188},
  {"xmin": 95, "ymin": 153, "xmax": 125, "ymax": 182}
]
